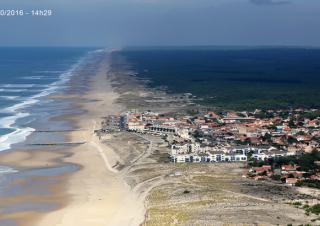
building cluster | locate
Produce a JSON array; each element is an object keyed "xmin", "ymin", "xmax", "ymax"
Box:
[
  {"xmin": 170, "ymin": 144, "xmax": 295, "ymax": 163},
  {"xmin": 101, "ymin": 108, "xmax": 320, "ymax": 163},
  {"xmin": 246, "ymin": 163, "xmax": 320, "ymax": 186}
]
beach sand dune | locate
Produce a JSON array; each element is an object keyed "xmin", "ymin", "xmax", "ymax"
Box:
[
  {"xmin": 0, "ymin": 51, "xmax": 317, "ymax": 226},
  {"xmin": 0, "ymin": 53, "xmax": 145, "ymax": 226},
  {"xmin": 33, "ymin": 54, "xmax": 145, "ymax": 226}
]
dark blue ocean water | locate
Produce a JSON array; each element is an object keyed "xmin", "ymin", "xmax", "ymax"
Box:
[{"xmin": 0, "ymin": 47, "xmax": 94, "ymax": 152}]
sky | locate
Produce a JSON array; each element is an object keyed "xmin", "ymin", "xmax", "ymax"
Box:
[{"xmin": 0, "ymin": 0, "xmax": 319, "ymax": 47}]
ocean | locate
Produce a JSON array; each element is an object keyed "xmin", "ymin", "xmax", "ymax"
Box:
[
  {"xmin": 0, "ymin": 47, "xmax": 95, "ymax": 152},
  {"xmin": 2, "ymin": 47, "xmax": 320, "ymax": 153},
  {"xmin": 117, "ymin": 47, "xmax": 320, "ymax": 110}
]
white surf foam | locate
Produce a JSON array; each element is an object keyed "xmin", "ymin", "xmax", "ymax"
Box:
[
  {"xmin": 2, "ymin": 54, "xmax": 87, "ymax": 114},
  {"xmin": 0, "ymin": 84, "xmax": 49, "ymax": 88},
  {"xmin": 0, "ymin": 166, "xmax": 18, "ymax": 174},
  {"xmin": 34, "ymin": 70, "xmax": 64, "ymax": 74},
  {"xmin": 4, "ymin": 99, "xmax": 39, "ymax": 113},
  {"xmin": 0, "ymin": 84, "xmax": 35, "ymax": 88},
  {"xmin": 0, "ymin": 49, "xmax": 103, "ymax": 152},
  {"xmin": 0, "ymin": 96, "xmax": 19, "ymax": 100},
  {"xmin": 0, "ymin": 88, "xmax": 28, "ymax": 92},
  {"xmin": 0, "ymin": 112, "xmax": 34, "ymax": 152},
  {"xmin": 0, "ymin": 127, "xmax": 35, "ymax": 152},
  {"xmin": 21, "ymin": 76, "xmax": 56, "ymax": 80},
  {"xmin": 0, "ymin": 112, "xmax": 30, "ymax": 128}
]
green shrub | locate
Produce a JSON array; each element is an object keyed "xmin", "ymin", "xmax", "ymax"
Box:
[{"xmin": 309, "ymin": 204, "xmax": 320, "ymax": 215}]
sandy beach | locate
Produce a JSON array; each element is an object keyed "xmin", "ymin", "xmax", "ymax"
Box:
[
  {"xmin": 0, "ymin": 50, "xmax": 319, "ymax": 226},
  {"xmin": 35, "ymin": 54, "xmax": 146, "ymax": 226},
  {"xmin": 0, "ymin": 52, "xmax": 146, "ymax": 226}
]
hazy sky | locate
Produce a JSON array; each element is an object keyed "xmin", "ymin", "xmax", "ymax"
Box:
[{"xmin": 0, "ymin": 0, "xmax": 319, "ymax": 47}]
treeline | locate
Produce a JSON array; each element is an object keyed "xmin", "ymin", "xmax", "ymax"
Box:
[
  {"xmin": 296, "ymin": 179, "xmax": 320, "ymax": 189},
  {"xmin": 249, "ymin": 150, "xmax": 320, "ymax": 172}
]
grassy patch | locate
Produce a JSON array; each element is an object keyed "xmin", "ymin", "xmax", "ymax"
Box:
[
  {"xmin": 144, "ymin": 207, "xmax": 189, "ymax": 226},
  {"xmin": 306, "ymin": 204, "xmax": 320, "ymax": 215}
]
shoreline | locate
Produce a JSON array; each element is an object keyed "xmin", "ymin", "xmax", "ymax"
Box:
[
  {"xmin": 0, "ymin": 52, "xmax": 146, "ymax": 226},
  {"xmin": 0, "ymin": 49, "xmax": 318, "ymax": 226},
  {"xmin": 32, "ymin": 52, "xmax": 146, "ymax": 226}
]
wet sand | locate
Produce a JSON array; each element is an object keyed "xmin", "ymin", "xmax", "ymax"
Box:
[
  {"xmin": 0, "ymin": 52, "xmax": 146, "ymax": 226},
  {"xmin": 1, "ymin": 50, "xmax": 314, "ymax": 226},
  {"xmin": 33, "ymin": 53, "xmax": 145, "ymax": 226}
]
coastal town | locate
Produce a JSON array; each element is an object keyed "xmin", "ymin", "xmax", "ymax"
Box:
[{"xmin": 97, "ymin": 108, "xmax": 320, "ymax": 188}]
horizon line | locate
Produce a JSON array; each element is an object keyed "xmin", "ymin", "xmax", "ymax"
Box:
[{"xmin": 1, "ymin": 44, "xmax": 320, "ymax": 49}]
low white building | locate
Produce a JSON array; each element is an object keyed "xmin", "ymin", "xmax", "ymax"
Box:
[
  {"xmin": 171, "ymin": 143, "xmax": 190, "ymax": 155},
  {"xmin": 173, "ymin": 154, "xmax": 190, "ymax": 163},
  {"xmin": 127, "ymin": 122, "xmax": 145, "ymax": 132},
  {"xmin": 171, "ymin": 153, "xmax": 211, "ymax": 163},
  {"xmin": 171, "ymin": 144, "xmax": 292, "ymax": 163},
  {"xmin": 176, "ymin": 128, "xmax": 190, "ymax": 139},
  {"xmin": 209, "ymin": 152, "xmax": 226, "ymax": 162},
  {"xmin": 171, "ymin": 142, "xmax": 202, "ymax": 155},
  {"xmin": 225, "ymin": 153, "xmax": 247, "ymax": 162},
  {"xmin": 252, "ymin": 148, "xmax": 289, "ymax": 160}
]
